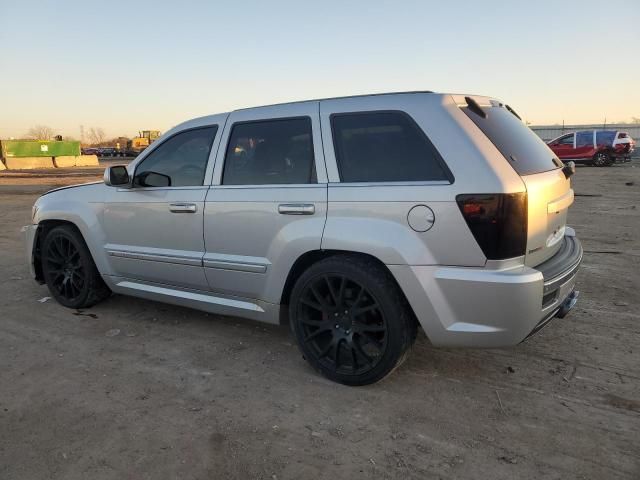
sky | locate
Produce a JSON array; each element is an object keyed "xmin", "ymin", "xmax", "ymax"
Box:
[{"xmin": 0, "ymin": 0, "xmax": 638, "ymax": 140}]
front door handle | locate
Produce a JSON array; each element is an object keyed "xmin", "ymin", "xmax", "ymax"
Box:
[
  {"xmin": 278, "ymin": 203, "xmax": 315, "ymax": 215},
  {"xmin": 169, "ymin": 203, "xmax": 197, "ymax": 213}
]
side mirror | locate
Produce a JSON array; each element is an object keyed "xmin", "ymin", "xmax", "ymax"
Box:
[
  {"xmin": 562, "ymin": 161, "xmax": 576, "ymax": 179},
  {"xmin": 104, "ymin": 165, "xmax": 130, "ymax": 187},
  {"xmin": 134, "ymin": 171, "xmax": 172, "ymax": 188}
]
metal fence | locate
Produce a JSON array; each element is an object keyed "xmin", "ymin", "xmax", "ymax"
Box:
[{"xmin": 530, "ymin": 123, "xmax": 640, "ymax": 142}]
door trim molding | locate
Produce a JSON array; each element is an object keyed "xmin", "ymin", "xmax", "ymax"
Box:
[
  {"xmin": 106, "ymin": 247, "xmax": 203, "ymax": 267},
  {"xmin": 202, "ymin": 253, "xmax": 270, "ymax": 274}
]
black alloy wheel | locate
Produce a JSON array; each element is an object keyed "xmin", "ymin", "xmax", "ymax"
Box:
[
  {"xmin": 297, "ymin": 274, "xmax": 388, "ymax": 376},
  {"xmin": 592, "ymin": 151, "xmax": 612, "ymax": 167},
  {"xmin": 42, "ymin": 225, "xmax": 111, "ymax": 309},
  {"xmin": 45, "ymin": 233, "xmax": 85, "ymax": 302},
  {"xmin": 290, "ymin": 256, "xmax": 416, "ymax": 386}
]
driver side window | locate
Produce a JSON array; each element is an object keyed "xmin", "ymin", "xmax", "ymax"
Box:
[
  {"xmin": 558, "ymin": 134, "xmax": 574, "ymax": 146},
  {"xmin": 134, "ymin": 126, "xmax": 218, "ymax": 187}
]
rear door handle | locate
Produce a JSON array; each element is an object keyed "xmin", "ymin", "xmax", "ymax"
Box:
[
  {"xmin": 169, "ymin": 203, "xmax": 197, "ymax": 213},
  {"xmin": 278, "ymin": 203, "xmax": 315, "ymax": 215}
]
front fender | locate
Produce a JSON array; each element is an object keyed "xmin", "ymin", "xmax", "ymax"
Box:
[{"xmin": 34, "ymin": 183, "xmax": 111, "ymax": 275}]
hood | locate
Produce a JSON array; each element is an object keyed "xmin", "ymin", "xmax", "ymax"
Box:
[{"xmin": 40, "ymin": 181, "xmax": 103, "ymax": 197}]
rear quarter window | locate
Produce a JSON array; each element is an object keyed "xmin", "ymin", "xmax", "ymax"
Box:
[
  {"xmin": 596, "ymin": 131, "xmax": 616, "ymax": 146},
  {"xmin": 330, "ymin": 111, "xmax": 451, "ymax": 183},
  {"xmin": 461, "ymin": 103, "xmax": 561, "ymax": 175}
]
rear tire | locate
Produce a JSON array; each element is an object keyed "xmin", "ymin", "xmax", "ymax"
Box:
[
  {"xmin": 289, "ymin": 255, "xmax": 417, "ymax": 386},
  {"xmin": 42, "ymin": 225, "xmax": 111, "ymax": 309},
  {"xmin": 592, "ymin": 151, "xmax": 612, "ymax": 167}
]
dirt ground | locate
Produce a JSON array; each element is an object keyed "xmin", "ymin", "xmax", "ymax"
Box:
[{"xmin": 0, "ymin": 161, "xmax": 638, "ymax": 480}]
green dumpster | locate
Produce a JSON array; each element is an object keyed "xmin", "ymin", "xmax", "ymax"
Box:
[{"xmin": 0, "ymin": 140, "xmax": 81, "ymax": 158}]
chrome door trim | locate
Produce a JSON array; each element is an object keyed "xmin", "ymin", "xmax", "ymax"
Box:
[
  {"xmin": 106, "ymin": 247, "xmax": 203, "ymax": 267},
  {"xmin": 202, "ymin": 253, "xmax": 270, "ymax": 274}
]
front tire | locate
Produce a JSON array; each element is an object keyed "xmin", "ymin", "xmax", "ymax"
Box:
[
  {"xmin": 42, "ymin": 225, "xmax": 110, "ymax": 309},
  {"xmin": 289, "ymin": 255, "xmax": 417, "ymax": 386},
  {"xmin": 592, "ymin": 151, "xmax": 612, "ymax": 167}
]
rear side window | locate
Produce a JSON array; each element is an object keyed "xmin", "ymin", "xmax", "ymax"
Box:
[
  {"xmin": 461, "ymin": 103, "xmax": 560, "ymax": 175},
  {"xmin": 222, "ymin": 117, "xmax": 316, "ymax": 185},
  {"xmin": 576, "ymin": 131, "xmax": 593, "ymax": 147},
  {"xmin": 596, "ymin": 131, "xmax": 616, "ymax": 146},
  {"xmin": 330, "ymin": 111, "xmax": 450, "ymax": 183}
]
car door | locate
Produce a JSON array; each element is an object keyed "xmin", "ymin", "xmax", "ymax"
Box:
[
  {"xmin": 103, "ymin": 122, "xmax": 224, "ymax": 290},
  {"xmin": 549, "ymin": 133, "xmax": 575, "ymax": 159},
  {"xmin": 574, "ymin": 131, "xmax": 595, "ymax": 159},
  {"xmin": 203, "ymin": 102, "xmax": 327, "ymax": 304}
]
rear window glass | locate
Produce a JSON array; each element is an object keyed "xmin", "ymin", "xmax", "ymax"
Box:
[
  {"xmin": 461, "ymin": 104, "xmax": 560, "ymax": 175},
  {"xmin": 330, "ymin": 111, "xmax": 451, "ymax": 183}
]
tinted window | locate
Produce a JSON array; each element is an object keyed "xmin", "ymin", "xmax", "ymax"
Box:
[
  {"xmin": 558, "ymin": 134, "xmax": 574, "ymax": 145},
  {"xmin": 462, "ymin": 104, "xmax": 559, "ymax": 175},
  {"xmin": 596, "ymin": 131, "xmax": 616, "ymax": 146},
  {"xmin": 331, "ymin": 112, "xmax": 449, "ymax": 183},
  {"xmin": 576, "ymin": 131, "xmax": 593, "ymax": 147},
  {"xmin": 134, "ymin": 126, "xmax": 217, "ymax": 187},
  {"xmin": 223, "ymin": 118, "xmax": 315, "ymax": 185}
]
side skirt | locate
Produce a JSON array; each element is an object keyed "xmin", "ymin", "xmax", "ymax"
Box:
[{"xmin": 102, "ymin": 275, "xmax": 282, "ymax": 325}]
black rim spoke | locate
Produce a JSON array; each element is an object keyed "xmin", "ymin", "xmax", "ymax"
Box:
[
  {"xmin": 350, "ymin": 346, "xmax": 358, "ymax": 371},
  {"xmin": 300, "ymin": 297, "xmax": 324, "ymax": 312},
  {"xmin": 298, "ymin": 273, "xmax": 387, "ymax": 376},
  {"xmin": 318, "ymin": 338, "xmax": 336, "ymax": 359},
  {"xmin": 325, "ymin": 275, "xmax": 340, "ymax": 307},
  {"xmin": 351, "ymin": 285, "xmax": 365, "ymax": 309},
  {"xmin": 310, "ymin": 285, "xmax": 330, "ymax": 310},
  {"xmin": 333, "ymin": 338, "xmax": 342, "ymax": 368},
  {"xmin": 337, "ymin": 276, "xmax": 346, "ymax": 306},
  {"xmin": 352, "ymin": 303, "xmax": 379, "ymax": 317},
  {"xmin": 352, "ymin": 337, "xmax": 373, "ymax": 366},
  {"xmin": 360, "ymin": 332, "xmax": 384, "ymax": 352}
]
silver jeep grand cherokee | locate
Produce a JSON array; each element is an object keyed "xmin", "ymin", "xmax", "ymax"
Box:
[{"xmin": 24, "ymin": 92, "xmax": 582, "ymax": 385}]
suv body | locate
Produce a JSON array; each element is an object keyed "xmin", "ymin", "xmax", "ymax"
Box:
[
  {"xmin": 548, "ymin": 130, "xmax": 635, "ymax": 165},
  {"xmin": 24, "ymin": 92, "xmax": 583, "ymax": 384}
]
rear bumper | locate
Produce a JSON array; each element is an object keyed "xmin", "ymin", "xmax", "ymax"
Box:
[{"xmin": 390, "ymin": 229, "xmax": 583, "ymax": 348}]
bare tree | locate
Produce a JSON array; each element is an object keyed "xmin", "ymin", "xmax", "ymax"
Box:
[
  {"xmin": 631, "ymin": 117, "xmax": 640, "ymax": 124},
  {"xmin": 87, "ymin": 127, "xmax": 106, "ymax": 145},
  {"xmin": 26, "ymin": 125, "xmax": 55, "ymax": 140}
]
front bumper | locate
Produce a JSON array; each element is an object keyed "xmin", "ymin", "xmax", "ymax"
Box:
[{"xmin": 389, "ymin": 230, "xmax": 583, "ymax": 348}]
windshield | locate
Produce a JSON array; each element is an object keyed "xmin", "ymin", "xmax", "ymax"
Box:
[{"xmin": 461, "ymin": 102, "xmax": 561, "ymax": 175}]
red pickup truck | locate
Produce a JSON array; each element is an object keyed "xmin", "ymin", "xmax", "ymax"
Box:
[{"xmin": 547, "ymin": 130, "xmax": 635, "ymax": 167}]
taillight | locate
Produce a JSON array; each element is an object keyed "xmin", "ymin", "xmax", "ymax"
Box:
[
  {"xmin": 456, "ymin": 193, "xmax": 528, "ymax": 260},
  {"xmin": 618, "ymin": 132, "xmax": 628, "ymax": 138}
]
